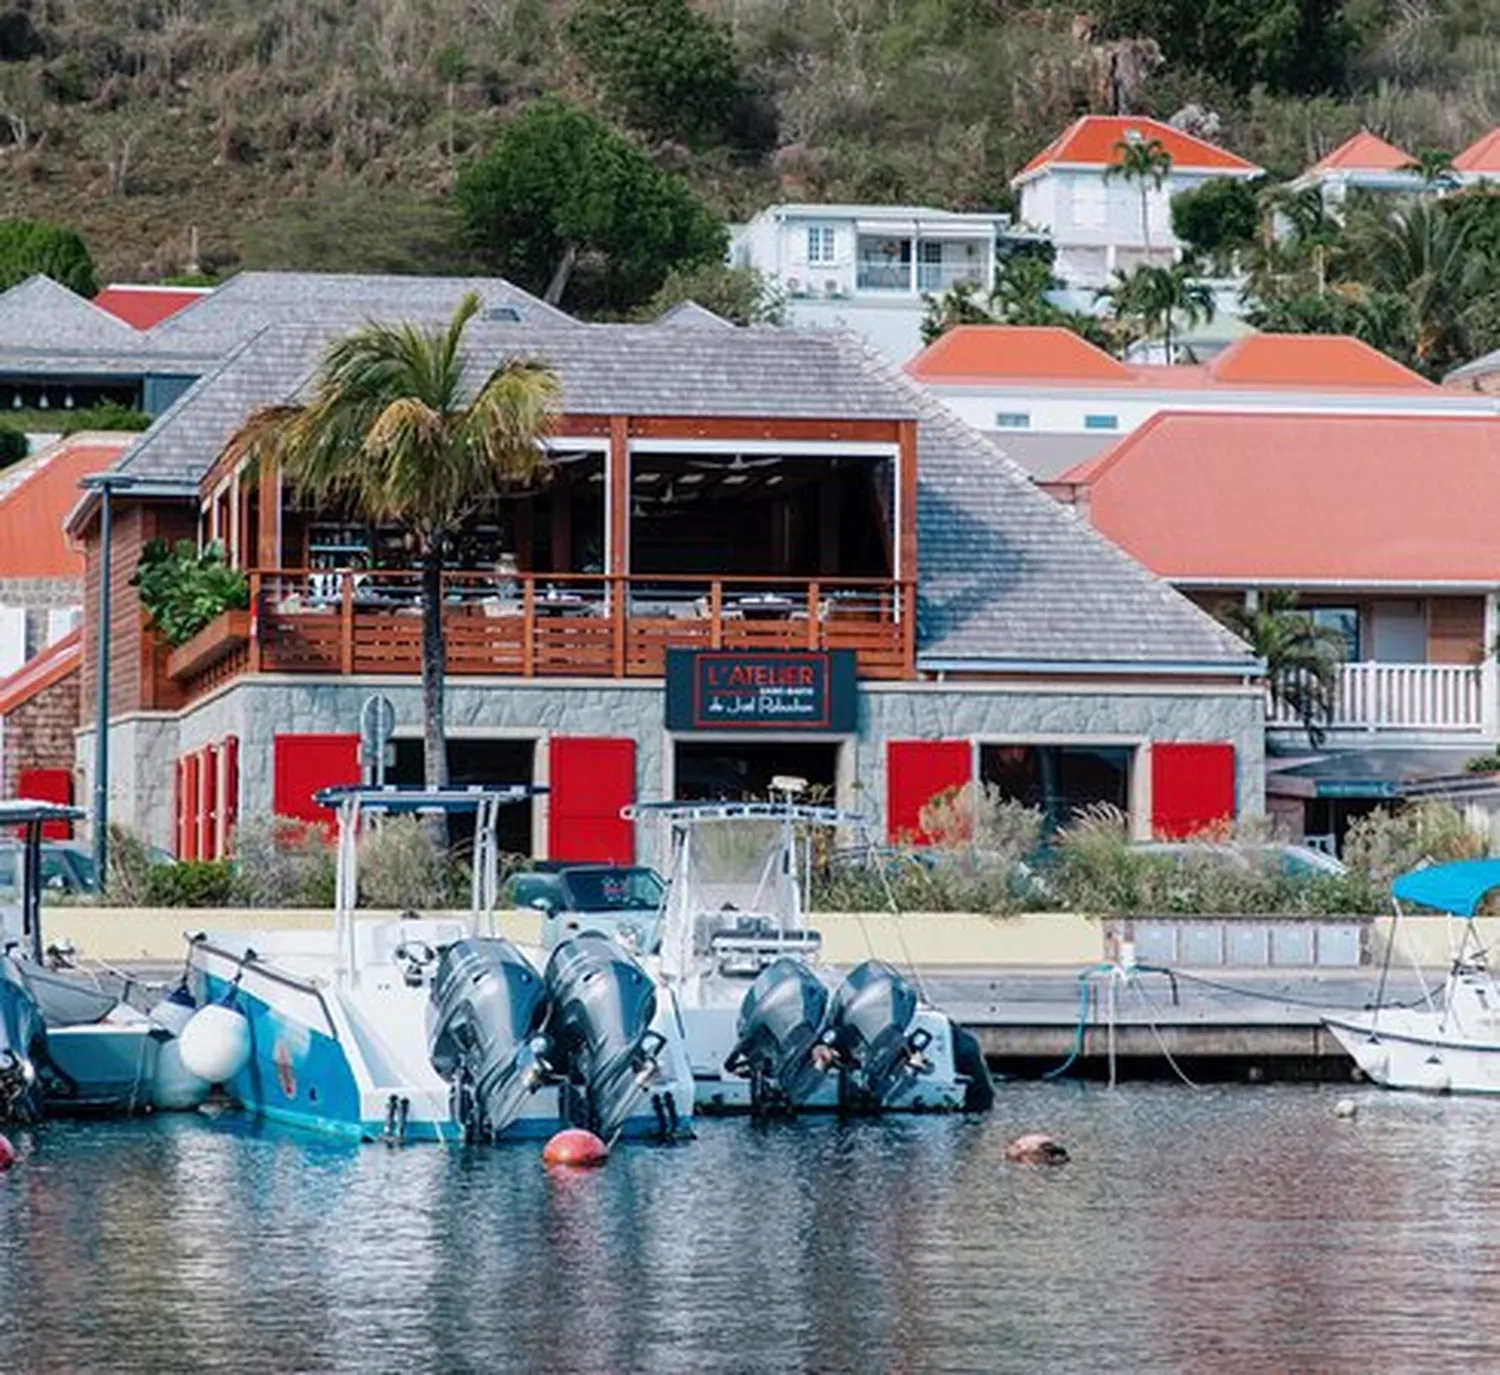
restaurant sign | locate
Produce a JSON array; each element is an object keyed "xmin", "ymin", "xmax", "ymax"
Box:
[{"xmin": 665, "ymin": 649, "xmax": 857, "ymax": 732}]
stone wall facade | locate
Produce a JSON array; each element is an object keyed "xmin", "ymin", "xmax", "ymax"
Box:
[{"xmin": 90, "ymin": 672, "xmax": 1265, "ymax": 855}]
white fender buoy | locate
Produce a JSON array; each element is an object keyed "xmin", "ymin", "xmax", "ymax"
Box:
[
  {"xmin": 178, "ymin": 1003, "xmax": 252, "ymax": 1085},
  {"xmin": 148, "ymin": 985, "xmax": 198, "ymax": 1038},
  {"xmin": 1333, "ymin": 1097, "xmax": 1358, "ymax": 1120}
]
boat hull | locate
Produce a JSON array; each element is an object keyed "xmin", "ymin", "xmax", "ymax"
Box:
[{"xmin": 1326, "ymin": 1013, "xmax": 1500, "ymax": 1095}]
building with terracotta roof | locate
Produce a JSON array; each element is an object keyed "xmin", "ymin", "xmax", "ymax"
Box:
[
  {"xmin": 1011, "ymin": 116, "xmax": 1262, "ymax": 292},
  {"xmin": 908, "ymin": 325, "xmax": 1494, "ymax": 477},
  {"xmin": 0, "ymin": 627, "xmax": 81, "ymax": 809},
  {"xmin": 92, "ymin": 284, "xmax": 211, "ymax": 331},
  {"xmin": 1455, "ymin": 128, "xmax": 1500, "ymax": 181},
  {"xmin": 1290, "ymin": 130, "xmax": 1423, "ymax": 204},
  {"xmin": 1045, "ymin": 410, "xmax": 1500, "ymax": 842}
]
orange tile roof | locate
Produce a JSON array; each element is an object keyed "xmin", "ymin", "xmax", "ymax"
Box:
[
  {"xmin": 1306, "ymin": 130, "xmax": 1413, "ymax": 174},
  {"xmin": 1059, "ymin": 412, "xmax": 1500, "ymax": 583},
  {"xmin": 1455, "ymin": 127, "xmax": 1500, "ymax": 174},
  {"xmin": 0, "ymin": 628, "xmax": 80, "ymax": 718},
  {"xmin": 1014, "ymin": 115, "xmax": 1260, "ymax": 182},
  {"xmin": 92, "ymin": 284, "xmax": 209, "ymax": 330},
  {"xmin": 1206, "ymin": 334, "xmax": 1435, "ymax": 389},
  {"xmin": 0, "ymin": 435, "xmax": 132, "ymax": 579},
  {"xmin": 906, "ymin": 325, "xmax": 1133, "ymax": 383}
]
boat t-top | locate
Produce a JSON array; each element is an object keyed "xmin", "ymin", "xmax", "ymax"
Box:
[
  {"xmin": 1325, "ymin": 858, "xmax": 1500, "ymax": 1094},
  {"xmin": 183, "ymin": 785, "xmax": 695, "ymax": 1143}
]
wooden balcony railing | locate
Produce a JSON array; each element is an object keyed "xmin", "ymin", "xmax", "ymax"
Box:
[{"xmin": 171, "ymin": 569, "xmax": 915, "ymax": 698}]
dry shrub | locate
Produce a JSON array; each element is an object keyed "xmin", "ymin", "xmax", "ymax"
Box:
[
  {"xmin": 356, "ymin": 816, "xmax": 467, "ymax": 911},
  {"xmin": 228, "ymin": 815, "xmax": 336, "ymax": 908}
]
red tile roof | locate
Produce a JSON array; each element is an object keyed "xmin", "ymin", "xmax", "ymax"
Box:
[
  {"xmin": 1306, "ymin": 130, "xmax": 1413, "ymax": 174},
  {"xmin": 1205, "ymin": 334, "xmax": 1435, "ymax": 389},
  {"xmin": 1058, "ymin": 412, "xmax": 1500, "ymax": 583},
  {"xmin": 0, "ymin": 435, "xmax": 133, "ymax": 579},
  {"xmin": 1014, "ymin": 116, "xmax": 1260, "ymax": 183},
  {"xmin": 1455, "ymin": 128, "xmax": 1500, "ymax": 174},
  {"xmin": 906, "ymin": 325, "xmax": 1133, "ymax": 383},
  {"xmin": 92, "ymin": 284, "xmax": 211, "ymax": 330},
  {"xmin": 0, "ymin": 628, "xmax": 80, "ymax": 718}
]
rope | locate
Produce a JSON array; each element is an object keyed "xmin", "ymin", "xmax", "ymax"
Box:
[
  {"xmin": 1162, "ymin": 967, "xmax": 1436, "ymax": 1013},
  {"xmin": 1130, "ymin": 976, "xmax": 1203, "ymax": 1090}
]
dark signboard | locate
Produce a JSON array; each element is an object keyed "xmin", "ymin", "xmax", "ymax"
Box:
[{"xmin": 666, "ymin": 649, "xmax": 858, "ymax": 732}]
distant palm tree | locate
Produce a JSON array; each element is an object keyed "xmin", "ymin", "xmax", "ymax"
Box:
[
  {"xmin": 1096, "ymin": 261, "xmax": 1214, "ymax": 362},
  {"xmin": 1218, "ymin": 591, "xmax": 1346, "ymax": 747},
  {"xmin": 1402, "ymin": 148, "xmax": 1458, "ymax": 192},
  {"xmin": 1106, "ymin": 135, "xmax": 1173, "ymax": 257},
  {"xmin": 226, "ymin": 293, "xmax": 561, "ymax": 788}
]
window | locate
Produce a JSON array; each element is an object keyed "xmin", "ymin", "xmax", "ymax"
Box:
[
  {"xmin": 1084, "ymin": 414, "xmax": 1119, "ymax": 431},
  {"xmin": 981, "ymin": 743, "xmax": 1133, "ymax": 834},
  {"xmin": 807, "ymin": 226, "xmax": 836, "ymax": 265},
  {"xmin": 1309, "ymin": 607, "xmax": 1360, "ymax": 661},
  {"xmin": 994, "ymin": 412, "xmax": 1031, "ymax": 429}
]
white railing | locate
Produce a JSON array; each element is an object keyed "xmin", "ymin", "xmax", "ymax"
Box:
[{"xmin": 1267, "ymin": 662, "xmax": 1486, "ymax": 733}]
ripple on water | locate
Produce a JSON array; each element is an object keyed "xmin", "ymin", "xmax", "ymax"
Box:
[{"xmin": 2, "ymin": 1086, "xmax": 1499, "ymax": 1373}]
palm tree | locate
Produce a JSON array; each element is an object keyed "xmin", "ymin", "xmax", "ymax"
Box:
[
  {"xmin": 1095, "ymin": 261, "xmax": 1214, "ymax": 362},
  {"xmin": 226, "ymin": 293, "xmax": 561, "ymax": 789},
  {"xmin": 1217, "ymin": 591, "xmax": 1347, "ymax": 747},
  {"xmin": 1402, "ymin": 148, "xmax": 1457, "ymax": 192},
  {"xmin": 1106, "ymin": 135, "xmax": 1173, "ymax": 257}
]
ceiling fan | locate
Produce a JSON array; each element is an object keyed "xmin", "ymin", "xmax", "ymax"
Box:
[{"xmin": 686, "ymin": 452, "xmax": 780, "ymax": 472}]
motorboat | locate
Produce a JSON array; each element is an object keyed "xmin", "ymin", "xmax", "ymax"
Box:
[
  {"xmin": 184, "ymin": 786, "xmax": 694, "ymax": 1143},
  {"xmin": 591, "ymin": 794, "xmax": 993, "ymax": 1116},
  {"xmin": 0, "ymin": 799, "xmax": 209, "ymax": 1116},
  {"xmin": 1325, "ymin": 859, "xmax": 1500, "ymax": 1094}
]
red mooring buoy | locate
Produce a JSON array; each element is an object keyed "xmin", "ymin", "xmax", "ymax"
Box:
[
  {"xmin": 1005, "ymin": 1132, "xmax": 1070, "ymax": 1165},
  {"xmin": 0, "ymin": 1134, "xmax": 16, "ymax": 1171},
  {"xmin": 542, "ymin": 1128, "xmax": 609, "ymax": 1168}
]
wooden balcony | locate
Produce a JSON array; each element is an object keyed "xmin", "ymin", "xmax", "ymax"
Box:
[
  {"xmin": 1267, "ymin": 662, "xmax": 1490, "ymax": 736},
  {"xmin": 172, "ymin": 570, "xmax": 915, "ymax": 699}
]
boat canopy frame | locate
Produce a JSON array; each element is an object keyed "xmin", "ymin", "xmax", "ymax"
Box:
[{"xmin": 0, "ymin": 800, "xmax": 87, "ymax": 964}]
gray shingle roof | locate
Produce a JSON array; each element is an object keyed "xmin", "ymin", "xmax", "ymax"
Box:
[
  {"xmin": 144, "ymin": 271, "xmax": 573, "ymax": 358},
  {"xmin": 106, "ymin": 317, "xmax": 1255, "ymax": 669},
  {"xmin": 656, "ymin": 301, "xmax": 736, "ymax": 331},
  {"xmin": 0, "ymin": 275, "xmax": 143, "ymax": 348}
]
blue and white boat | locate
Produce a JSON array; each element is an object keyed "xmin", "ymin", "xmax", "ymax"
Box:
[
  {"xmin": 1326, "ymin": 859, "xmax": 1500, "ymax": 1095},
  {"xmin": 184, "ymin": 786, "xmax": 695, "ymax": 1143}
]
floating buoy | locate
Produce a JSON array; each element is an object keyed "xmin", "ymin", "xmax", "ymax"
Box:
[
  {"xmin": 1005, "ymin": 1132, "xmax": 1069, "ymax": 1165},
  {"xmin": 1333, "ymin": 1097, "xmax": 1358, "ymax": 1120},
  {"xmin": 178, "ymin": 1003, "xmax": 252, "ymax": 1085},
  {"xmin": 543, "ymin": 1128, "xmax": 609, "ymax": 1168},
  {"xmin": 0, "ymin": 1134, "xmax": 15, "ymax": 1171}
]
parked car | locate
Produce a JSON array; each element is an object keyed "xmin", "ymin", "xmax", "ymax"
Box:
[
  {"xmin": 506, "ymin": 863, "xmax": 667, "ymax": 953},
  {"xmin": 1129, "ymin": 841, "xmax": 1346, "ymax": 877},
  {"xmin": 0, "ymin": 840, "xmax": 176, "ymax": 900}
]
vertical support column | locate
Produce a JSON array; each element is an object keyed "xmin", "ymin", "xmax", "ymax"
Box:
[
  {"xmin": 256, "ymin": 455, "xmax": 282, "ymax": 571},
  {"xmin": 608, "ymin": 415, "xmax": 630, "ymax": 661},
  {"xmin": 897, "ymin": 419, "xmax": 918, "ymax": 679},
  {"xmin": 1483, "ymin": 591, "xmax": 1499, "ymax": 739}
]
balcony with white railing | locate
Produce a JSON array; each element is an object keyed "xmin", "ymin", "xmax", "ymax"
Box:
[{"xmin": 1267, "ymin": 662, "xmax": 1490, "ymax": 736}]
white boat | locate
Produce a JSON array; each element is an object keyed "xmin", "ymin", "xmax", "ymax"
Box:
[
  {"xmin": 1325, "ymin": 859, "xmax": 1500, "ymax": 1094},
  {"xmin": 0, "ymin": 799, "xmax": 209, "ymax": 1117},
  {"xmin": 609, "ymin": 796, "xmax": 993, "ymax": 1116},
  {"xmin": 184, "ymin": 786, "xmax": 695, "ymax": 1143}
]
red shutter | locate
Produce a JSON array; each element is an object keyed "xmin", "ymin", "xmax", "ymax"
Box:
[
  {"xmin": 17, "ymin": 769, "xmax": 73, "ymax": 840},
  {"xmin": 273, "ymin": 733, "xmax": 361, "ymax": 824},
  {"xmin": 221, "ymin": 735, "xmax": 240, "ymax": 854},
  {"xmin": 199, "ymin": 745, "xmax": 218, "ymax": 860},
  {"xmin": 1152, "ymin": 743, "xmax": 1236, "ymax": 839},
  {"xmin": 182, "ymin": 753, "xmax": 201, "ymax": 861},
  {"xmin": 548, "ymin": 737, "xmax": 635, "ymax": 862},
  {"xmin": 174, "ymin": 758, "xmax": 186, "ymax": 858},
  {"xmin": 887, "ymin": 740, "xmax": 972, "ymax": 844}
]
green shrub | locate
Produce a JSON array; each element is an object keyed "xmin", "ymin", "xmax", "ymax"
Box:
[
  {"xmin": 131, "ymin": 538, "xmax": 249, "ymax": 647},
  {"xmin": 144, "ymin": 860, "xmax": 235, "ymax": 907},
  {"xmin": 0, "ymin": 425, "xmax": 25, "ymax": 468}
]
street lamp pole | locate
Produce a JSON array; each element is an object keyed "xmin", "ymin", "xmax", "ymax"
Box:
[{"xmin": 80, "ymin": 471, "xmax": 137, "ymax": 895}]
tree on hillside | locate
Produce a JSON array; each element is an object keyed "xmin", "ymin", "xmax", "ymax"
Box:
[
  {"xmin": 564, "ymin": 0, "xmax": 758, "ymax": 150},
  {"xmin": 454, "ymin": 98, "xmax": 726, "ymax": 315},
  {"xmin": 1105, "ymin": 136, "xmax": 1172, "ymax": 257},
  {"xmin": 1217, "ymin": 591, "xmax": 1346, "ymax": 747},
  {"xmin": 223, "ymin": 295, "xmax": 560, "ymax": 791},
  {"xmin": 0, "ymin": 219, "xmax": 97, "ymax": 295},
  {"xmin": 641, "ymin": 263, "xmax": 786, "ymax": 326},
  {"xmin": 1170, "ymin": 177, "xmax": 1260, "ymax": 274}
]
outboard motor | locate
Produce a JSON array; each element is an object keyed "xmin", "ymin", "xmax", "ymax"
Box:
[
  {"xmin": 825, "ymin": 960, "xmax": 926, "ymax": 1110},
  {"xmin": 727, "ymin": 958, "xmax": 830, "ymax": 1111},
  {"xmin": 0, "ymin": 958, "xmax": 45, "ymax": 1124},
  {"xmin": 544, "ymin": 933, "xmax": 669, "ymax": 1141},
  {"xmin": 428, "ymin": 939, "xmax": 550, "ymax": 1142}
]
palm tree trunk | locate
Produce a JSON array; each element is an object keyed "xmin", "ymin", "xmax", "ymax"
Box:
[
  {"xmin": 1140, "ymin": 185, "xmax": 1151, "ymax": 259},
  {"xmin": 420, "ymin": 550, "xmax": 450, "ymax": 791}
]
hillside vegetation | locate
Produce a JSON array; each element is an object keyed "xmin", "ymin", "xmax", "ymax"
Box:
[{"xmin": 0, "ymin": 1, "xmax": 1496, "ymax": 286}]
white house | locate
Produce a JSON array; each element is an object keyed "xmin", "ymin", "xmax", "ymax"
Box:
[
  {"xmin": 1011, "ymin": 115, "xmax": 1263, "ymax": 292},
  {"xmin": 1288, "ymin": 129, "xmax": 1424, "ymax": 208},
  {"xmin": 729, "ymin": 203, "xmax": 1013, "ymax": 363}
]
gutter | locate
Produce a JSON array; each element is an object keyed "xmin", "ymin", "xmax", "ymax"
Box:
[
  {"xmin": 916, "ymin": 657, "xmax": 1263, "ymax": 679},
  {"xmin": 65, "ymin": 479, "xmax": 198, "ymax": 536}
]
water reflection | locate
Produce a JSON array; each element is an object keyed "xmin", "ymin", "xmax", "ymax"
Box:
[{"xmin": 5, "ymin": 1088, "xmax": 1500, "ymax": 1371}]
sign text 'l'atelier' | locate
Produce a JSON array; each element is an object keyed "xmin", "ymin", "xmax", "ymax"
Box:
[{"xmin": 665, "ymin": 650, "xmax": 858, "ymax": 732}]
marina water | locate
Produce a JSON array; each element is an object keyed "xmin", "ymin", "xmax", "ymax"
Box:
[{"xmin": 3, "ymin": 1084, "xmax": 1498, "ymax": 1372}]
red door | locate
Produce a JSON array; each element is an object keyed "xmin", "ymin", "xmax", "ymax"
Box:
[
  {"xmin": 1151, "ymin": 743, "xmax": 1236, "ymax": 838},
  {"xmin": 17, "ymin": 768, "xmax": 73, "ymax": 840},
  {"xmin": 549, "ymin": 737, "xmax": 636, "ymax": 862},
  {"xmin": 273, "ymin": 733, "xmax": 361, "ymax": 824},
  {"xmin": 886, "ymin": 740, "xmax": 972, "ymax": 844}
]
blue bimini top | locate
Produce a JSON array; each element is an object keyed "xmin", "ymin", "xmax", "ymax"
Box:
[{"xmin": 1392, "ymin": 859, "xmax": 1500, "ymax": 917}]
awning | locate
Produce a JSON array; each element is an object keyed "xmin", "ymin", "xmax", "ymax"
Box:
[
  {"xmin": 1265, "ymin": 748, "xmax": 1481, "ymax": 800},
  {"xmin": 1393, "ymin": 860, "xmax": 1500, "ymax": 917}
]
